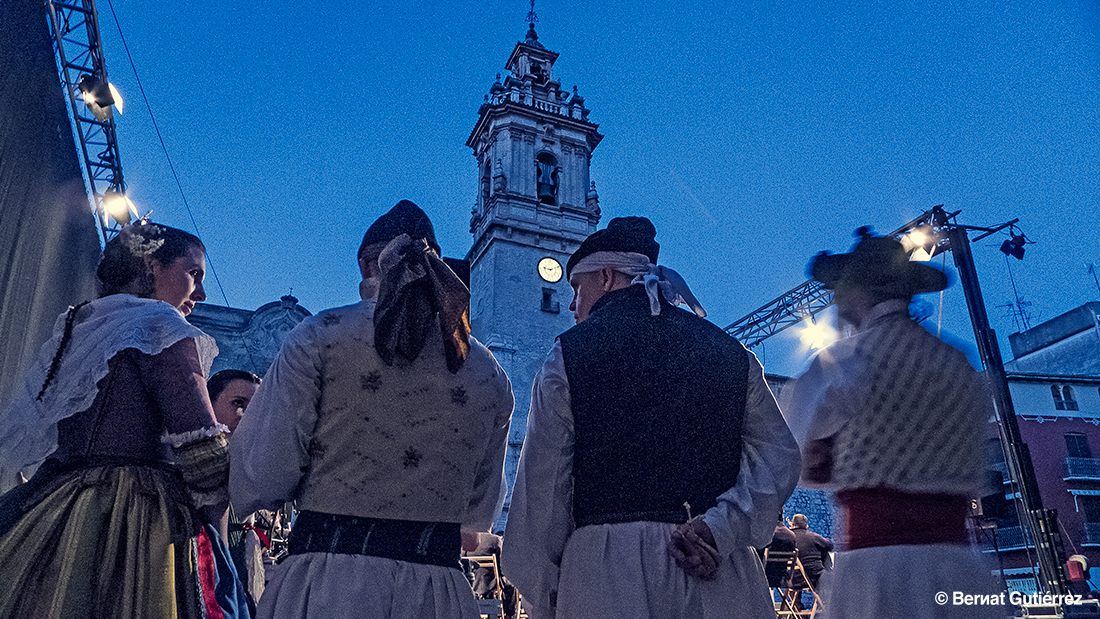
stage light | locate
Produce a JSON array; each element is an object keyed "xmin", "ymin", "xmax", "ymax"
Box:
[
  {"xmin": 1000, "ymin": 235, "xmax": 1026, "ymax": 260},
  {"xmin": 907, "ymin": 228, "xmax": 928, "ymax": 248},
  {"xmin": 78, "ymin": 74, "xmax": 121, "ymax": 121},
  {"xmin": 909, "ymin": 246, "xmax": 934, "ymax": 262},
  {"xmin": 902, "ymin": 225, "xmax": 942, "ymax": 261},
  {"xmin": 799, "ymin": 316, "xmax": 837, "ymax": 351},
  {"xmin": 102, "ymin": 191, "xmax": 136, "ymax": 225},
  {"xmin": 107, "ymin": 83, "xmax": 123, "ymax": 113}
]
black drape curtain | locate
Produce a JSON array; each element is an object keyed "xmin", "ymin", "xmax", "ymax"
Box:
[{"xmin": 0, "ymin": 0, "xmax": 100, "ymax": 405}]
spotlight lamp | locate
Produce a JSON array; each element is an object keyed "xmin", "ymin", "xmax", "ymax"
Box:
[
  {"xmin": 901, "ymin": 207, "xmax": 950, "ymax": 261},
  {"xmin": 999, "ymin": 230, "xmax": 1028, "ymax": 260},
  {"xmin": 77, "ymin": 74, "xmax": 122, "ymax": 121},
  {"xmin": 101, "ymin": 190, "xmax": 137, "ymax": 226},
  {"xmin": 798, "ymin": 315, "xmax": 837, "ymax": 351}
]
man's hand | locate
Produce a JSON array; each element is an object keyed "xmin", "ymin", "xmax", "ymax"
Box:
[{"xmin": 668, "ymin": 517, "xmax": 721, "ymax": 580}]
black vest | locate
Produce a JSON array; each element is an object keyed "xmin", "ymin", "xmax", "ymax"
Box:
[{"xmin": 559, "ymin": 285, "xmax": 748, "ymax": 527}]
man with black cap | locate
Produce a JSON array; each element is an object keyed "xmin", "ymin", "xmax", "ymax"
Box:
[
  {"xmin": 230, "ymin": 200, "xmax": 514, "ymax": 619},
  {"xmin": 502, "ymin": 217, "xmax": 801, "ymax": 619},
  {"xmin": 782, "ymin": 228, "xmax": 1002, "ymax": 618}
]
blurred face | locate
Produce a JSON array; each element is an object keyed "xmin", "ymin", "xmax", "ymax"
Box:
[
  {"xmin": 212, "ymin": 379, "xmax": 258, "ymax": 433},
  {"xmin": 568, "ymin": 270, "xmax": 606, "ymax": 324},
  {"xmin": 151, "ymin": 245, "xmax": 206, "ymax": 315},
  {"xmin": 832, "ymin": 282, "xmax": 875, "ymax": 329}
]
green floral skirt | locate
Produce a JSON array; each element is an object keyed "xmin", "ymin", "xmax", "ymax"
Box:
[{"xmin": 0, "ymin": 462, "xmax": 232, "ymax": 619}]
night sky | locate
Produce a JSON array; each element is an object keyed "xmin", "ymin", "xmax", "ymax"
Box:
[{"xmin": 91, "ymin": 0, "xmax": 1100, "ymax": 377}]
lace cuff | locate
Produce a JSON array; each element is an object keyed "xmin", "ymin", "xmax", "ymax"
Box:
[
  {"xmin": 173, "ymin": 432, "xmax": 230, "ymax": 494},
  {"xmin": 162, "ymin": 424, "xmax": 230, "ymax": 449}
]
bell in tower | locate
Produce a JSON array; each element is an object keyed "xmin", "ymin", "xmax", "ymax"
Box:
[{"xmin": 536, "ymin": 152, "xmax": 558, "ymax": 205}]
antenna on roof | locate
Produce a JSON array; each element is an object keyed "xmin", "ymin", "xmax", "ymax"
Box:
[{"xmin": 526, "ymin": 0, "xmax": 538, "ymax": 25}]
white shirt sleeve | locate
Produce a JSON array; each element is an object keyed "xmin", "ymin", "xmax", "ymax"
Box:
[
  {"xmin": 230, "ymin": 320, "xmax": 323, "ymax": 515},
  {"xmin": 464, "ymin": 364, "xmax": 514, "ymax": 530},
  {"xmin": 501, "ymin": 341, "xmax": 573, "ymax": 619},
  {"xmin": 702, "ymin": 351, "xmax": 803, "ymax": 554}
]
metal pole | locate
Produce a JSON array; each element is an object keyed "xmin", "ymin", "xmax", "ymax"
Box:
[{"xmin": 946, "ymin": 223, "xmax": 1067, "ymax": 596}]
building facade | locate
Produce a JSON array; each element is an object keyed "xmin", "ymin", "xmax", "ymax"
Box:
[
  {"xmin": 465, "ymin": 24, "xmax": 603, "ymax": 522},
  {"xmin": 985, "ymin": 302, "xmax": 1100, "ymax": 594},
  {"xmin": 186, "ymin": 295, "xmax": 311, "ymax": 378}
]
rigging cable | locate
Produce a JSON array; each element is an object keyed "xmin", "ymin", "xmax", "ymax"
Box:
[
  {"xmin": 102, "ymin": 0, "xmax": 230, "ymax": 308},
  {"xmin": 101, "ymin": 0, "xmax": 262, "ymax": 373}
]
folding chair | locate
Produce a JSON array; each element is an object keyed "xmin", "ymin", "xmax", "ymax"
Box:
[
  {"xmin": 765, "ymin": 549, "xmax": 824, "ymax": 618},
  {"xmin": 763, "ymin": 549, "xmax": 801, "ymax": 617},
  {"xmin": 467, "ymin": 555, "xmax": 506, "ymax": 619}
]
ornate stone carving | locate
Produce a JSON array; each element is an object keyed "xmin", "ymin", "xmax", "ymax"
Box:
[{"xmin": 492, "ymin": 158, "xmax": 508, "ymax": 193}]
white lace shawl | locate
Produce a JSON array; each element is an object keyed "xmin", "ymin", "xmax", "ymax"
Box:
[{"xmin": 0, "ymin": 294, "xmax": 218, "ymax": 493}]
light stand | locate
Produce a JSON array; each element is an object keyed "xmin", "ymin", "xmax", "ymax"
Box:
[{"xmin": 943, "ymin": 209, "xmax": 1068, "ymax": 597}]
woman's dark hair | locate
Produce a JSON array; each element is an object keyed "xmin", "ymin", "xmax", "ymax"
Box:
[
  {"xmin": 96, "ymin": 223, "xmax": 205, "ymax": 298},
  {"xmin": 36, "ymin": 301, "xmax": 89, "ymax": 400},
  {"xmin": 38, "ymin": 224, "xmax": 204, "ymax": 400},
  {"xmin": 207, "ymin": 369, "xmax": 261, "ymax": 402}
]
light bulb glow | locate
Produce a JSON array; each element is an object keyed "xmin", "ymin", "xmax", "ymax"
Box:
[
  {"xmin": 102, "ymin": 192, "xmax": 136, "ymax": 225},
  {"xmin": 799, "ymin": 317, "xmax": 837, "ymax": 351},
  {"xmin": 108, "ymin": 83, "xmax": 123, "ymax": 113},
  {"xmin": 907, "ymin": 229, "xmax": 928, "ymax": 248},
  {"xmin": 910, "ymin": 247, "xmax": 934, "ymax": 262}
]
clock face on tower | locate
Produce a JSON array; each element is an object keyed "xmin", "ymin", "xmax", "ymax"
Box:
[{"xmin": 538, "ymin": 257, "xmax": 563, "ymax": 283}]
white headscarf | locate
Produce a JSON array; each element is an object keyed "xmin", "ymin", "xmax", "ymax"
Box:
[{"xmin": 570, "ymin": 251, "xmax": 706, "ymax": 317}]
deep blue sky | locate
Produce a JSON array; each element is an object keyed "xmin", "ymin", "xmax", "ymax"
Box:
[{"xmin": 93, "ymin": 1, "xmax": 1100, "ymax": 377}]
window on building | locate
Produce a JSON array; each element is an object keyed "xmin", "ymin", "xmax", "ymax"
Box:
[
  {"xmin": 480, "ymin": 161, "xmax": 491, "ymax": 211},
  {"xmin": 530, "ymin": 61, "xmax": 547, "ymax": 84},
  {"xmin": 1064, "ymin": 385, "xmax": 1080, "ymax": 411},
  {"xmin": 1066, "ymin": 432, "xmax": 1092, "ymax": 459},
  {"xmin": 541, "ymin": 287, "xmax": 559, "ymax": 313},
  {"xmin": 1053, "ymin": 385, "xmax": 1066, "ymax": 410},
  {"xmin": 1083, "ymin": 496, "xmax": 1100, "ymax": 526}
]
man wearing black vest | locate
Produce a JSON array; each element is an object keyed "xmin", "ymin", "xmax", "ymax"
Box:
[{"xmin": 502, "ymin": 217, "xmax": 801, "ymax": 619}]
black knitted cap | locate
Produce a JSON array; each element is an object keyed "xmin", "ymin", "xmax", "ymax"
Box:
[
  {"xmin": 359, "ymin": 200, "xmax": 440, "ymax": 259},
  {"xmin": 566, "ymin": 216, "xmax": 660, "ymax": 280}
]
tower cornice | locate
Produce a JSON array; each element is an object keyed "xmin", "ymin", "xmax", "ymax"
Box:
[{"xmin": 467, "ymin": 101, "xmax": 603, "ymax": 154}]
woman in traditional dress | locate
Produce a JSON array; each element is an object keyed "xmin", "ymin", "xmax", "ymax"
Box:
[{"xmin": 0, "ymin": 222, "xmax": 248, "ymax": 618}]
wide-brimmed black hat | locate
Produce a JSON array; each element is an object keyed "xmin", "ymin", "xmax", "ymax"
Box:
[
  {"xmin": 566, "ymin": 216, "xmax": 660, "ymax": 279},
  {"xmin": 810, "ymin": 227, "xmax": 949, "ymax": 296},
  {"xmin": 359, "ymin": 200, "xmax": 440, "ymax": 258}
]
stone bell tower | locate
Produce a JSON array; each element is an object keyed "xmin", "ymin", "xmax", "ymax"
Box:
[{"xmin": 466, "ymin": 23, "xmax": 603, "ymax": 524}]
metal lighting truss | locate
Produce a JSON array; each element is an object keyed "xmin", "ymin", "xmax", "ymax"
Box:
[
  {"xmin": 46, "ymin": 0, "xmax": 125, "ymax": 244},
  {"xmin": 725, "ymin": 209, "xmax": 949, "ymax": 346}
]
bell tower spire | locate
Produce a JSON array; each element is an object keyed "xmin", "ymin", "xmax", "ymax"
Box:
[
  {"xmin": 465, "ymin": 23, "xmax": 603, "ymax": 525},
  {"xmin": 525, "ymin": 0, "xmax": 538, "ymax": 28}
]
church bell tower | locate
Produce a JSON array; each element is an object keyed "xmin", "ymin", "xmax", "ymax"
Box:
[{"xmin": 466, "ymin": 23, "xmax": 603, "ymax": 522}]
